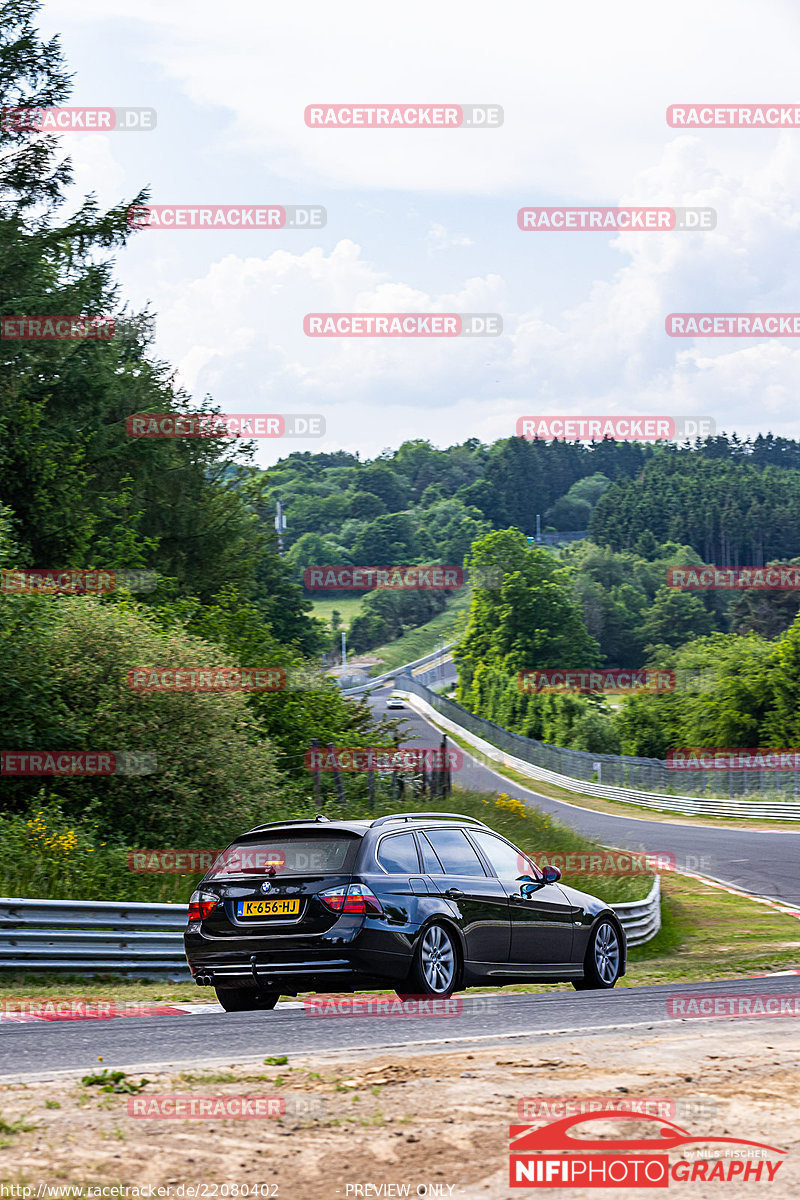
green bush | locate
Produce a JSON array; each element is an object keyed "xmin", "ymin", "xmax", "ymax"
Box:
[
  {"xmin": 0, "ymin": 788, "xmax": 653, "ymax": 906},
  {"xmin": 0, "ymin": 596, "xmax": 281, "ymax": 844}
]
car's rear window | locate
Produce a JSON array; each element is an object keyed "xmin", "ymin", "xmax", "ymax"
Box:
[{"xmin": 208, "ymin": 835, "xmax": 359, "ymax": 877}]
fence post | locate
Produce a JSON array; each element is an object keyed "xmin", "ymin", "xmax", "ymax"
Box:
[
  {"xmin": 327, "ymin": 743, "xmax": 346, "ymax": 806},
  {"xmin": 310, "ymin": 737, "xmax": 322, "ymax": 812},
  {"xmin": 444, "ymin": 734, "xmax": 452, "ymax": 796},
  {"xmin": 438, "ymin": 737, "xmax": 448, "ymax": 799},
  {"xmin": 391, "ymin": 739, "xmax": 400, "ymax": 805}
]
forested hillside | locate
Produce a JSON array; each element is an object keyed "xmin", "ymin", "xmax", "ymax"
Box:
[{"xmin": 0, "ymin": 3, "xmax": 392, "ymax": 853}]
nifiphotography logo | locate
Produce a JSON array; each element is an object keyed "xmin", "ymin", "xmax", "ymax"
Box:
[{"xmin": 508, "ymin": 1111, "xmax": 786, "ymax": 1187}]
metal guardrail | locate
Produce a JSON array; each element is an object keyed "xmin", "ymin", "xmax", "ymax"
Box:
[
  {"xmin": 0, "ymin": 881, "xmax": 660, "ymax": 976},
  {"xmin": 612, "ymin": 877, "xmax": 661, "ymax": 947},
  {"xmin": 528, "ymin": 530, "xmax": 590, "ymax": 546},
  {"xmin": 0, "ymin": 897, "xmax": 190, "ymax": 975},
  {"xmin": 340, "ymin": 642, "xmax": 456, "ymax": 696},
  {"xmin": 397, "ymin": 678, "xmax": 800, "ymax": 820}
]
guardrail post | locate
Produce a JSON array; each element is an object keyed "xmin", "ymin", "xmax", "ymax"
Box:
[{"xmin": 310, "ymin": 737, "xmax": 322, "ymax": 812}]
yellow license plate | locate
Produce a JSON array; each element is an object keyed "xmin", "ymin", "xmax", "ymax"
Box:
[{"xmin": 237, "ymin": 899, "xmax": 300, "ymax": 918}]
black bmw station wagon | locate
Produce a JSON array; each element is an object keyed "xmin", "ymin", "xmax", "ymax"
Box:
[{"xmin": 184, "ymin": 812, "xmax": 626, "ymax": 1011}]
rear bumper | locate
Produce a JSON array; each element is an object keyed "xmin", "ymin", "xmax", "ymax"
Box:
[{"xmin": 184, "ymin": 928, "xmax": 413, "ymax": 992}]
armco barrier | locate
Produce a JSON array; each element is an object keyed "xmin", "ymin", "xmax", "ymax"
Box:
[
  {"xmin": 395, "ymin": 679, "xmax": 800, "ymax": 819},
  {"xmin": 0, "ymin": 880, "xmax": 660, "ymax": 974},
  {"xmin": 0, "ymin": 897, "xmax": 190, "ymax": 976},
  {"xmin": 341, "ymin": 642, "xmax": 455, "ymax": 696},
  {"xmin": 612, "ymin": 876, "xmax": 661, "ymax": 947}
]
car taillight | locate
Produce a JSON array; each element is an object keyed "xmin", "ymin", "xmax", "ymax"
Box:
[
  {"xmin": 188, "ymin": 891, "xmax": 219, "ymax": 922},
  {"xmin": 320, "ymin": 884, "xmax": 384, "ymax": 916}
]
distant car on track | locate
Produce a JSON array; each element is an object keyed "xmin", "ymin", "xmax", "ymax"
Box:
[
  {"xmin": 385, "ymin": 695, "xmax": 405, "ymax": 709},
  {"xmin": 184, "ymin": 812, "xmax": 626, "ymax": 1011}
]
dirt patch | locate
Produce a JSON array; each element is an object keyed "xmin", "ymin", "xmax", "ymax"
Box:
[{"xmin": 1, "ymin": 1023, "xmax": 797, "ymax": 1198}]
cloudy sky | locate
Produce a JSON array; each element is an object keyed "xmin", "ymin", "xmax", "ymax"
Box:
[{"xmin": 40, "ymin": 0, "xmax": 800, "ymax": 463}]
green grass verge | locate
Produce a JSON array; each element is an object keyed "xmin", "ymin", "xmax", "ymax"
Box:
[
  {"xmin": 310, "ymin": 597, "xmax": 365, "ymax": 629},
  {"xmin": 367, "ymin": 589, "xmax": 471, "ymax": 676},
  {"xmin": 624, "ymin": 871, "xmax": 800, "ymax": 984}
]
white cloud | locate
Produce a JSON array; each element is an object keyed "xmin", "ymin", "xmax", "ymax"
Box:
[
  {"xmin": 158, "ymin": 240, "xmax": 506, "ymax": 407},
  {"xmin": 34, "ymin": 0, "xmax": 800, "ymax": 460},
  {"xmin": 142, "ymin": 130, "xmax": 800, "ymax": 460},
  {"xmin": 426, "ymin": 223, "xmax": 474, "ymax": 252},
  {"xmin": 44, "ymin": 0, "xmax": 800, "ymax": 195}
]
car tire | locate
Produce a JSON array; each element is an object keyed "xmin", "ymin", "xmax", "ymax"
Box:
[
  {"xmin": 396, "ymin": 922, "xmax": 459, "ymax": 999},
  {"xmin": 214, "ymin": 985, "xmax": 280, "ymax": 1012},
  {"xmin": 572, "ymin": 919, "xmax": 622, "ymax": 991}
]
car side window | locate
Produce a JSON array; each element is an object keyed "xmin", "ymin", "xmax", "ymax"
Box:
[
  {"xmin": 417, "ymin": 832, "xmax": 444, "ymax": 874},
  {"xmin": 470, "ymin": 831, "xmax": 541, "ymax": 880},
  {"xmin": 422, "ymin": 829, "xmax": 487, "ymax": 877},
  {"xmin": 377, "ymin": 832, "xmax": 420, "ymax": 874}
]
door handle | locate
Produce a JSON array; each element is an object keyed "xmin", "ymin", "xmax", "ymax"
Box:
[{"xmin": 443, "ymin": 887, "xmax": 464, "ymax": 899}]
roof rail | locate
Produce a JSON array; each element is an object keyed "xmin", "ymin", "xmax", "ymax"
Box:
[
  {"xmin": 243, "ymin": 815, "xmax": 331, "ymax": 834},
  {"xmin": 370, "ymin": 811, "xmax": 491, "ymax": 830}
]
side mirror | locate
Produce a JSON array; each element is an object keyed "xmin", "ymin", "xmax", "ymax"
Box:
[
  {"xmin": 542, "ymin": 866, "xmax": 561, "ymax": 884},
  {"xmin": 517, "ymin": 874, "xmax": 540, "ymax": 897}
]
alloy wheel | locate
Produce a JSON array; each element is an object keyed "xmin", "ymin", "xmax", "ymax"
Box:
[
  {"xmin": 420, "ymin": 925, "xmax": 456, "ymax": 994},
  {"xmin": 594, "ymin": 922, "xmax": 620, "ymax": 984}
]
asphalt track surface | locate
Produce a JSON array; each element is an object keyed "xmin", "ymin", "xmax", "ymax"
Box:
[
  {"xmin": 3, "ymin": 977, "xmax": 799, "ymax": 1079},
  {"xmin": 370, "ymin": 680, "xmax": 800, "ymax": 906},
  {"xmin": 3, "ymin": 669, "xmax": 798, "ymax": 1080}
]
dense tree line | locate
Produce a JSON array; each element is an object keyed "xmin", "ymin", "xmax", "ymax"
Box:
[
  {"xmin": 590, "ymin": 455, "xmax": 800, "ymax": 566},
  {"xmin": 265, "ymin": 432, "xmax": 800, "ymax": 563},
  {"xmin": 452, "ymin": 529, "xmax": 800, "ymax": 759},
  {"xmin": 0, "ymin": 1, "xmax": 391, "ymax": 840},
  {"xmin": 615, "ymin": 621, "xmax": 800, "ymax": 759}
]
